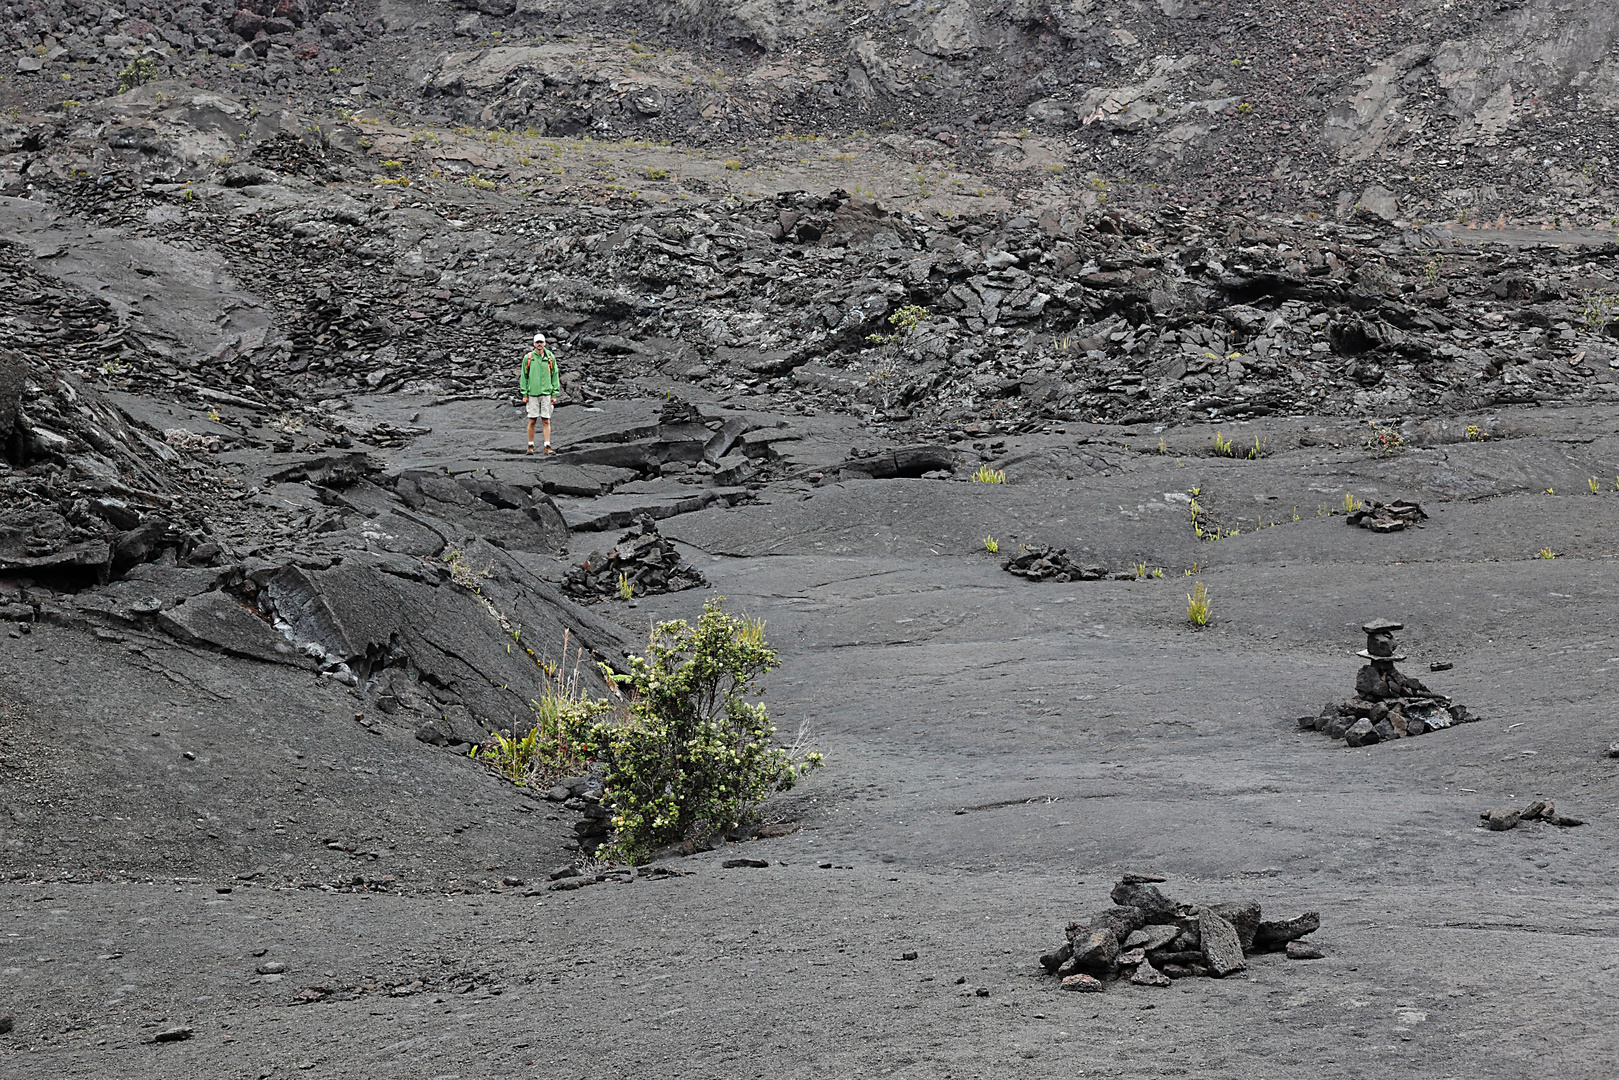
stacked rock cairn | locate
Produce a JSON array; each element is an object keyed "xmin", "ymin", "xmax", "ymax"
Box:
[{"xmin": 1302, "ymin": 619, "xmax": 1479, "ymax": 746}]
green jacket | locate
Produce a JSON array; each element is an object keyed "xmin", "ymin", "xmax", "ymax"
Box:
[{"xmin": 520, "ymin": 346, "xmax": 560, "ymax": 397}]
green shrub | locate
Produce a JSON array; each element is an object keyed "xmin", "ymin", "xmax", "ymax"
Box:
[
  {"xmin": 590, "ymin": 599, "xmax": 821, "ymax": 863},
  {"xmin": 117, "ymin": 57, "xmax": 160, "ymax": 94},
  {"xmin": 1365, "ymin": 422, "xmax": 1407, "ymax": 455}
]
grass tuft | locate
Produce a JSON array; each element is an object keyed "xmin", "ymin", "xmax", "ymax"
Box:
[{"xmin": 1187, "ymin": 581, "xmax": 1211, "ymax": 627}]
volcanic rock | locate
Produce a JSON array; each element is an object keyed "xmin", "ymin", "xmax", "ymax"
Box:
[
  {"xmin": 562, "ymin": 516, "xmax": 707, "ymax": 601},
  {"xmin": 1197, "ymin": 909, "xmax": 1247, "ymax": 978},
  {"xmin": 1346, "ymin": 498, "xmax": 1427, "ymax": 532},
  {"xmin": 1253, "ymin": 912, "xmax": 1322, "ymax": 952}
]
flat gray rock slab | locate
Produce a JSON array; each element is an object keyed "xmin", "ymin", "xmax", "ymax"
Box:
[
  {"xmin": 554, "ymin": 488, "xmax": 745, "ymax": 532},
  {"xmin": 156, "ymin": 591, "xmax": 310, "ymax": 668}
]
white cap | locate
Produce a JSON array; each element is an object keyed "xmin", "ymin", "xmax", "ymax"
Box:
[{"xmin": 533, "ymin": 332, "xmax": 546, "ymax": 343}]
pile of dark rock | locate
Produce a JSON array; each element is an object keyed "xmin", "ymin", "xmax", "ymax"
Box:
[
  {"xmin": 542, "ymin": 766, "xmax": 612, "ymax": 855},
  {"xmin": 562, "ymin": 517, "xmax": 707, "ymax": 602},
  {"xmin": 1346, "ymin": 499, "xmax": 1427, "ymax": 532},
  {"xmin": 1038, "ymin": 874, "xmax": 1322, "ymax": 992},
  {"xmin": 1302, "ymin": 619, "xmax": 1479, "ymax": 746},
  {"xmin": 1481, "ymin": 800, "xmax": 1583, "ymax": 831},
  {"xmin": 1001, "ymin": 546, "xmax": 1119, "ymax": 582}
]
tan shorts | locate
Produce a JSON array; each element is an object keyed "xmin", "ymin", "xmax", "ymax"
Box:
[{"xmin": 525, "ymin": 395, "xmax": 553, "ymax": 419}]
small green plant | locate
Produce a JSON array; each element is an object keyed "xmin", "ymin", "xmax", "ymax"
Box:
[
  {"xmin": 983, "ymin": 535, "xmax": 998, "ymax": 553},
  {"xmin": 1158, "ymin": 437, "xmax": 1168, "ymax": 454},
  {"xmin": 1424, "ymin": 255, "xmax": 1443, "ymax": 286},
  {"xmin": 644, "ymin": 167, "xmax": 670, "ymax": 180},
  {"xmin": 1133, "ymin": 562, "xmax": 1148, "ymax": 579},
  {"xmin": 465, "ymin": 174, "xmax": 497, "ymax": 191},
  {"xmin": 972, "ymin": 465, "xmax": 1006, "ymax": 484},
  {"xmin": 866, "ymin": 304, "xmax": 929, "ymax": 345},
  {"xmin": 1187, "ymin": 581, "xmax": 1211, "ymax": 627},
  {"xmin": 117, "ymin": 57, "xmax": 160, "ymax": 94},
  {"xmin": 889, "ymin": 304, "xmax": 927, "ymax": 333},
  {"xmin": 1464, "ymin": 424, "xmax": 1490, "ymax": 442},
  {"xmin": 1184, "ymin": 562, "xmax": 1200, "ymax": 576},
  {"xmin": 469, "ymin": 725, "xmax": 541, "ymax": 780},
  {"xmin": 1536, "ymin": 547, "xmax": 1558, "ymax": 559},
  {"xmin": 617, "ymin": 572, "xmax": 634, "ymax": 600},
  {"xmin": 590, "ymin": 599, "xmax": 822, "ymax": 864},
  {"xmin": 1150, "ymin": 568, "xmax": 1164, "ymax": 579},
  {"xmin": 1343, "ymin": 493, "xmax": 1361, "ymax": 514},
  {"xmin": 1582, "ymin": 292, "xmax": 1617, "ymax": 332},
  {"xmin": 1212, "ymin": 431, "xmax": 1267, "ymax": 459},
  {"xmin": 380, "ymin": 159, "xmax": 404, "ymax": 171},
  {"xmin": 1365, "ymin": 422, "xmax": 1407, "ymax": 455},
  {"xmin": 1590, "ymin": 478, "xmax": 1600, "ymax": 494},
  {"xmin": 1291, "ymin": 506, "xmax": 1300, "ymax": 522},
  {"xmin": 1237, "ymin": 102, "xmax": 1253, "ymax": 115},
  {"xmin": 724, "ymin": 159, "xmax": 743, "ymax": 171},
  {"xmin": 441, "ymin": 549, "xmax": 488, "ymax": 591},
  {"xmin": 1545, "ymin": 488, "xmax": 1555, "ymax": 495}
]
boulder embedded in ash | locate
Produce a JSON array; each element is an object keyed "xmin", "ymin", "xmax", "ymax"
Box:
[
  {"xmin": 1305, "ymin": 619, "xmax": 1480, "ymax": 746},
  {"xmin": 1001, "ymin": 545, "xmax": 1109, "ymax": 582},
  {"xmin": 1347, "ymin": 498, "xmax": 1427, "ymax": 532},
  {"xmin": 1038, "ymin": 876, "xmax": 1321, "ymax": 990},
  {"xmin": 562, "ymin": 516, "xmax": 707, "ymax": 601}
]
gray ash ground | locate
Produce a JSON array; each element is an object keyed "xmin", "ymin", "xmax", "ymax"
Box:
[{"xmin": 4, "ymin": 3, "xmax": 1619, "ymax": 1077}]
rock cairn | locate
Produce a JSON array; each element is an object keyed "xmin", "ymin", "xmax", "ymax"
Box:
[
  {"xmin": 1301, "ymin": 619, "xmax": 1479, "ymax": 746},
  {"xmin": 563, "ymin": 517, "xmax": 707, "ymax": 601},
  {"xmin": 1038, "ymin": 874, "xmax": 1323, "ymax": 991},
  {"xmin": 1346, "ymin": 498, "xmax": 1427, "ymax": 532}
]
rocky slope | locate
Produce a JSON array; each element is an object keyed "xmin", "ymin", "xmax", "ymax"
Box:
[{"xmin": 4, "ymin": 0, "xmax": 1618, "ymax": 223}]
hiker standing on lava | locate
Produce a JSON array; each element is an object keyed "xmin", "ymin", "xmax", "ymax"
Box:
[{"xmin": 520, "ymin": 331, "xmax": 560, "ymax": 454}]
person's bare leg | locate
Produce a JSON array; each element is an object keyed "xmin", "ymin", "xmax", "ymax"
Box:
[
  {"xmin": 526, "ymin": 416, "xmax": 536, "ymax": 449},
  {"xmin": 541, "ymin": 416, "xmax": 552, "ymax": 450}
]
